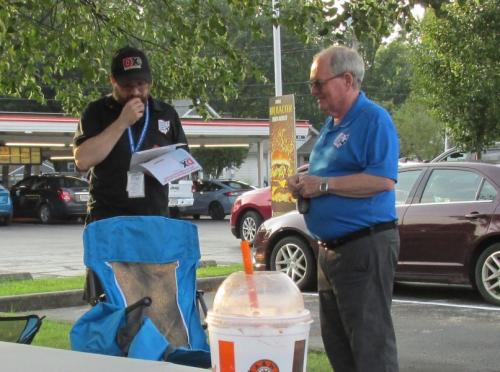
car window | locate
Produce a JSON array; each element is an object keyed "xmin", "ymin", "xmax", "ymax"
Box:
[
  {"xmin": 441, "ymin": 152, "xmax": 468, "ymax": 162},
  {"xmin": 420, "ymin": 169, "xmax": 483, "ymax": 203},
  {"xmin": 196, "ymin": 182, "xmax": 215, "ymax": 192},
  {"xmin": 208, "ymin": 183, "xmax": 222, "ymax": 192},
  {"xmin": 62, "ymin": 177, "xmax": 88, "ymax": 188},
  {"xmin": 478, "ymin": 180, "xmax": 497, "ymax": 201},
  {"xmin": 396, "ymin": 170, "xmax": 423, "ymax": 205},
  {"xmin": 31, "ymin": 178, "xmax": 48, "ymax": 191},
  {"xmin": 222, "ymin": 181, "xmax": 252, "ymax": 190}
]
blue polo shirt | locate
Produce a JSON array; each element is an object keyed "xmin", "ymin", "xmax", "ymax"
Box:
[{"xmin": 304, "ymin": 91, "xmax": 399, "ymax": 241}]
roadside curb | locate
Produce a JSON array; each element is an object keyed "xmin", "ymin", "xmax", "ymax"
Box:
[{"xmin": 0, "ymin": 276, "xmax": 226, "ymax": 312}]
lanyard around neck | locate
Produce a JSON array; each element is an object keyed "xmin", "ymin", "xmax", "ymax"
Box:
[{"xmin": 127, "ymin": 101, "xmax": 149, "ymax": 153}]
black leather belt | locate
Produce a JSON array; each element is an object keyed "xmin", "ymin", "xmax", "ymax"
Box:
[{"xmin": 319, "ymin": 220, "xmax": 398, "ymax": 250}]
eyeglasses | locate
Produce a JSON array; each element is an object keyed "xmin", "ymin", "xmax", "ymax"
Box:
[{"xmin": 308, "ymin": 72, "xmax": 346, "ymax": 91}]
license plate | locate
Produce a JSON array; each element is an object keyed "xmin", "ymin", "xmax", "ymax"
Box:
[{"xmin": 77, "ymin": 194, "xmax": 89, "ymax": 202}]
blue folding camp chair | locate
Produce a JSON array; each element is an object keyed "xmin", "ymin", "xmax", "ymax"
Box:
[{"xmin": 70, "ymin": 216, "xmax": 211, "ymax": 368}]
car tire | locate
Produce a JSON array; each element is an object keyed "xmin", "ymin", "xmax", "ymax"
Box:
[
  {"xmin": 192, "ymin": 214, "xmax": 200, "ymax": 220},
  {"xmin": 38, "ymin": 204, "xmax": 53, "ymax": 224},
  {"xmin": 270, "ymin": 235, "xmax": 316, "ymax": 291},
  {"xmin": 475, "ymin": 243, "xmax": 500, "ymax": 306},
  {"xmin": 209, "ymin": 202, "xmax": 225, "ymax": 220},
  {"xmin": 239, "ymin": 211, "xmax": 263, "ymax": 244}
]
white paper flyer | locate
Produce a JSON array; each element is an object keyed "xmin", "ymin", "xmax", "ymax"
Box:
[{"xmin": 129, "ymin": 144, "xmax": 201, "ymax": 185}]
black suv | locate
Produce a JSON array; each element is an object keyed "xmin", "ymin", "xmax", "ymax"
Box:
[{"xmin": 10, "ymin": 174, "xmax": 89, "ymax": 224}]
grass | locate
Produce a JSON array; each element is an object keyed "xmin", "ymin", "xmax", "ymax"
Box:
[
  {"xmin": 30, "ymin": 321, "xmax": 332, "ymax": 371},
  {"xmin": 2, "ymin": 263, "xmax": 333, "ymax": 370},
  {"xmin": 0, "ymin": 264, "xmax": 243, "ymax": 297}
]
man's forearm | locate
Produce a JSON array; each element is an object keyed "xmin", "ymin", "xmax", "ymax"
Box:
[
  {"xmin": 74, "ymin": 119, "xmax": 128, "ymax": 171},
  {"xmin": 327, "ymin": 173, "xmax": 394, "ymax": 198}
]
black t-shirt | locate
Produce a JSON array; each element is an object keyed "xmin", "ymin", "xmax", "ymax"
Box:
[{"xmin": 73, "ymin": 95, "xmax": 188, "ymax": 221}]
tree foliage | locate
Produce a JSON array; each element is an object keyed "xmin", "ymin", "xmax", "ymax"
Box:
[
  {"xmin": 191, "ymin": 147, "xmax": 249, "ymax": 178},
  {"xmin": 363, "ymin": 40, "xmax": 413, "ymax": 109},
  {"xmin": 1, "ymin": 0, "xmax": 426, "ymax": 117},
  {"xmin": 412, "ymin": 0, "xmax": 499, "ymax": 156},
  {"xmin": 393, "ymin": 95, "xmax": 444, "ymax": 161}
]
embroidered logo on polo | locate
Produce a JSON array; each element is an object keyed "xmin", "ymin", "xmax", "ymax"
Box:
[
  {"xmin": 158, "ymin": 120, "xmax": 170, "ymax": 134},
  {"xmin": 122, "ymin": 56, "xmax": 142, "ymax": 71},
  {"xmin": 333, "ymin": 132, "xmax": 349, "ymax": 148}
]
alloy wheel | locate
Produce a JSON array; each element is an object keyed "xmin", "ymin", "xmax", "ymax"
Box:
[{"xmin": 481, "ymin": 249, "xmax": 500, "ymax": 303}]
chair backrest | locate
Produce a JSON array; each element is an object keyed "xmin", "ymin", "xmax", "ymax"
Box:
[
  {"xmin": 0, "ymin": 315, "xmax": 44, "ymax": 344},
  {"xmin": 70, "ymin": 216, "xmax": 210, "ymax": 368}
]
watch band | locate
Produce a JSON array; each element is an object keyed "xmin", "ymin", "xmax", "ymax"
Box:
[{"xmin": 319, "ymin": 177, "xmax": 329, "ymax": 194}]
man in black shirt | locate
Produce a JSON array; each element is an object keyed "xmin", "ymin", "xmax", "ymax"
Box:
[
  {"xmin": 74, "ymin": 46, "xmax": 189, "ymax": 303},
  {"xmin": 74, "ymin": 46, "xmax": 188, "ymax": 223}
]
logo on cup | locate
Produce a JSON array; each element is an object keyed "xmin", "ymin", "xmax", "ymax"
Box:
[{"xmin": 249, "ymin": 359, "xmax": 279, "ymax": 372}]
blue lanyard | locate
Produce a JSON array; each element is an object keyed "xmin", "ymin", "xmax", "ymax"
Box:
[{"xmin": 127, "ymin": 102, "xmax": 149, "ymax": 153}]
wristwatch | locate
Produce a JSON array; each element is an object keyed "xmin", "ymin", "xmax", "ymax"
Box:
[{"xmin": 319, "ymin": 177, "xmax": 329, "ymax": 194}]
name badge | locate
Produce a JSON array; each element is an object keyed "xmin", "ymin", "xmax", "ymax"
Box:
[{"xmin": 126, "ymin": 171, "xmax": 145, "ymax": 198}]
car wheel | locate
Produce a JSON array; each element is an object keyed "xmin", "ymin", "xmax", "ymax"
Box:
[
  {"xmin": 38, "ymin": 204, "xmax": 53, "ymax": 224},
  {"xmin": 475, "ymin": 243, "xmax": 500, "ymax": 306},
  {"xmin": 192, "ymin": 214, "xmax": 200, "ymax": 220},
  {"xmin": 209, "ymin": 202, "xmax": 225, "ymax": 220},
  {"xmin": 239, "ymin": 211, "xmax": 263, "ymax": 244},
  {"xmin": 270, "ymin": 235, "xmax": 316, "ymax": 290}
]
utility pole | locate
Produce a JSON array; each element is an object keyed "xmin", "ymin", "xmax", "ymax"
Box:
[{"xmin": 272, "ymin": 0, "xmax": 282, "ymax": 96}]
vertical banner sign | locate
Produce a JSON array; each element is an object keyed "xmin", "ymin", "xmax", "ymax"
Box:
[{"xmin": 269, "ymin": 94, "xmax": 296, "ymax": 216}]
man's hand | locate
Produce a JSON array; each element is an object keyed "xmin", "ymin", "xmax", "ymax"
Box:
[
  {"xmin": 287, "ymin": 174, "xmax": 302, "ymax": 198},
  {"xmin": 118, "ymin": 98, "xmax": 145, "ymax": 128},
  {"xmin": 297, "ymin": 175, "xmax": 323, "ymax": 198}
]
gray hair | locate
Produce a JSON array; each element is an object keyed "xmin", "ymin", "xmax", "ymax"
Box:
[{"xmin": 315, "ymin": 45, "xmax": 365, "ymax": 89}]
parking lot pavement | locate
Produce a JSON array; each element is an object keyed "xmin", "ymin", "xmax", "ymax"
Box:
[{"xmin": 0, "ymin": 219, "xmax": 242, "ymax": 278}]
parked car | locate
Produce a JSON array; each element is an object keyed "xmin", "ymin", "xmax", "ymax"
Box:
[
  {"xmin": 178, "ymin": 179, "xmax": 255, "ymax": 220},
  {"xmin": 0, "ymin": 184, "xmax": 13, "ymax": 225},
  {"xmin": 230, "ymin": 164, "xmax": 309, "ymax": 243},
  {"xmin": 10, "ymin": 174, "xmax": 89, "ymax": 224},
  {"xmin": 230, "ymin": 186, "xmax": 272, "ymax": 242},
  {"xmin": 432, "ymin": 143, "xmax": 500, "ymax": 163},
  {"xmin": 253, "ymin": 162, "xmax": 500, "ymax": 306}
]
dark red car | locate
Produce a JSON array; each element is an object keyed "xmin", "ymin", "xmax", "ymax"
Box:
[{"xmin": 254, "ymin": 162, "xmax": 500, "ymax": 306}]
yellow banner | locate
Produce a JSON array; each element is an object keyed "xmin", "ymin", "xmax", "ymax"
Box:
[{"xmin": 269, "ymin": 94, "xmax": 297, "ymax": 216}]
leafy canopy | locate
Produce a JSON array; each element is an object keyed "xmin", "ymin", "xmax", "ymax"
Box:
[
  {"xmin": 412, "ymin": 0, "xmax": 499, "ymax": 155},
  {"xmin": 1, "ymin": 0, "xmax": 426, "ymax": 116}
]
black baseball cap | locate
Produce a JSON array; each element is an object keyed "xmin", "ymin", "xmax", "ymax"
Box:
[{"xmin": 111, "ymin": 46, "xmax": 152, "ymax": 84}]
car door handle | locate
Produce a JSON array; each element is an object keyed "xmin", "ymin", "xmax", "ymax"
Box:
[{"xmin": 465, "ymin": 212, "xmax": 486, "ymax": 219}]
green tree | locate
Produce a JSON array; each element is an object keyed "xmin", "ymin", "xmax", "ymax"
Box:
[
  {"xmin": 364, "ymin": 40, "xmax": 413, "ymax": 109},
  {"xmin": 0, "ymin": 1, "xmax": 428, "ymax": 118},
  {"xmin": 412, "ymin": 0, "xmax": 500, "ymax": 157},
  {"xmin": 191, "ymin": 147, "xmax": 249, "ymax": 178},
  {"xmin": 393, "ymin": 95, "xmax": 444, "ymax": 161}
]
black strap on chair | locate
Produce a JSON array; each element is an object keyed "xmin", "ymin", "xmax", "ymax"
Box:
[{"xmin": 116, "ymin": 297, "xmax": 153, "ymax": 355}]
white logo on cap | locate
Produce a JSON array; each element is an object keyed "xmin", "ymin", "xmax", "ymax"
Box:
[{"xmin": 122, "ymin": 56, "xmax": 142, "ymax": 71}]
